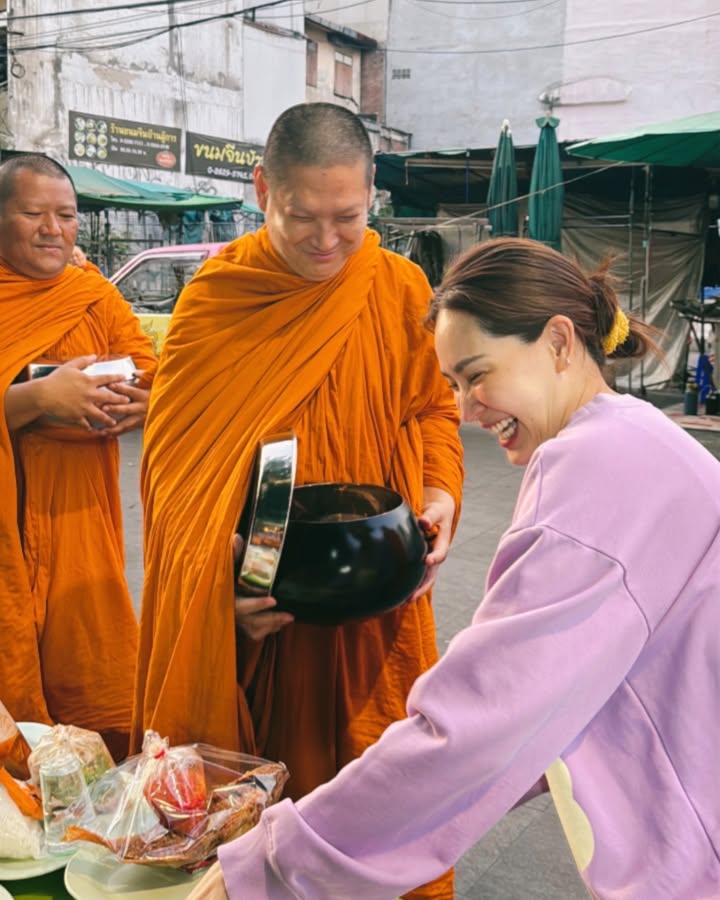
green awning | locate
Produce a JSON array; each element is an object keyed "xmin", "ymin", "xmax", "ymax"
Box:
[
  {"xmin": 66, "ymin": 164, "xmax": 245, "ymax": 212},
  {"xmin": 566, "ymin": 112, "xmax": 720, "ymax": 168}
]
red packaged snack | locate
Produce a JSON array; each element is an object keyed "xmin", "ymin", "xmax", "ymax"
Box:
[{"xmin": 142, "ymin": 732, "xmax": 208, "ymax": 837}]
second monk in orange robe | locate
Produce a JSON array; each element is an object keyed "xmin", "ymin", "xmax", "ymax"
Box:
[
  {"xmin": 135, "ymin": 104, "xmax": 464, "ymax": 899},
  {"xmin": 0, "ymin": 155, "xmax": 157, "ymax": 760}
]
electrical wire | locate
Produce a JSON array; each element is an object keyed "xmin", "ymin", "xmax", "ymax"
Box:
[
  {"xmin": 9, "ymin": 0, "xmax": 365, "ymax": 49},
  {"xmin": 387, "ymin": 159, "xmax": 631, "ymax": 236},
  {"xmin": 7, "ymin": 0, "xmax": 254, "ymax": 21},
  {"xmin": 21, "ymin": 0, "xmax": 234, "ymax": 48},
  {"xmin": 6, "ymin": 0, "xmax": 300, "ymax": 54},
  {"xmin": 4, "ymin": 6, "xmax": 717, "ymax": 57},
  {"xmin": 8, "ymin": 0, "xmax": 298, "ymax": 51},
  {"xmin": 402, "ymin": 0, "xmax": 560, "ymax": 21},
  {"xmin": 384, "ymin": 10, "xmax": 720, "ymax": 54},
  {"xmin": 410, "ymin": 0, "xmax": 555, "ymax": 4}
]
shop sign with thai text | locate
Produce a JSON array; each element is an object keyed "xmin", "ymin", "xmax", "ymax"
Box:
[
  {"xmin": 68, "ymin": 111, "xmax": 181, "ymax": 171},
  {"xmin": 185, "ymin": 131, "xmax": 263, "ymax": 182}
]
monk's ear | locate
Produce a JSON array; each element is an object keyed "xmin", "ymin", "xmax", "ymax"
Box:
[{"xmin": 254, "ymin": 165, "xmax": 270, "ymax": 212}]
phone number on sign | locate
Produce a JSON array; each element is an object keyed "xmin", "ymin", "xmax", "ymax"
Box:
[{"xmin": 206, "ymin": 166, "xmax": 252, "ymax": 180}]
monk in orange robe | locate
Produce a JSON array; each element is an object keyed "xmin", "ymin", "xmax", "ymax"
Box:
[
  {"xmin": 0, "ymin": 155, "xmax": 157, "ymax": 760},
  {"xmin": 135, "ymin": 103, "xmax": 463, "ymax": 898}
]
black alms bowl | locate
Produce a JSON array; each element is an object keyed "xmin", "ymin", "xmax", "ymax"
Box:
[{"xmin": 271, "ymin": 483, "xmax": 428, "ymax": 626}]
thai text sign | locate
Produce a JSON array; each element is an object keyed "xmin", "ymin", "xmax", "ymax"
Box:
[
  {"xmin": 69, "ymin": 111, "xmax": 181, "ymax": 171},
  {"xmin": 185, "ymin": 131, "xmax": 263, "ymax": 182}
]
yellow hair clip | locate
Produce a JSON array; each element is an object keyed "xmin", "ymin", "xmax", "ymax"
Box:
[{"xmin": 602, "ymin": 308, "xmax": 630, "ymax": 355}]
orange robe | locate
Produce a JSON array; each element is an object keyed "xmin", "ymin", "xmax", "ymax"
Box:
[
  {"xmin": 135, "ymin": 228, "xmax": 463, "ymax": 897},
  {"xmin": 0, "ymin": 263, "xmax": 157, "ymax": 757}
]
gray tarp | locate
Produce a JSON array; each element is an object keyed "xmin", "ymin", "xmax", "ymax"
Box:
[{"xmin": 562, "ymin": 190, "xmax": 706, "ymax": 390}]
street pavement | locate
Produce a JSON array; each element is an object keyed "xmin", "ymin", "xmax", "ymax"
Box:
[{"xmin": 119, "ymin": 407, "xmax": 720, "ymax": 899}]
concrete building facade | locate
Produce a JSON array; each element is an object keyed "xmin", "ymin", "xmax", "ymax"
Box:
[
  {"xmin": 305, "ymin": 12, "xmax": 410, "ymax": 151},
  {"xmin": 0, "ymin": 0, "xmax": 307, "ymax": 200},
  {"xmin": 376, "ymin": 0, "xmax": 720, "ymax": 149},
  {"xmin": 2, "ymin": 2, "xmax": 716, "ymax": 184}
]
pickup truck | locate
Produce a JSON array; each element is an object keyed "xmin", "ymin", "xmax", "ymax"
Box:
[{"xmin": 110, "ymin": 242, "xmax": 227, "ymax": 354}]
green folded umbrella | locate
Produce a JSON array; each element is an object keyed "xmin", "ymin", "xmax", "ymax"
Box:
[
  {"xmin": 486, "ymin": 119, "xmax": 519, "ymax": 238},
  {"xmin": 528, "ymin": 115, "xmax": 564, "ymax": 251}
]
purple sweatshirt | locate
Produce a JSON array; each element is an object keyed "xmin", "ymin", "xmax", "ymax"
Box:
[{"xmin": 218, "ymin": 393, "xmax": 720, "ymax": 898}]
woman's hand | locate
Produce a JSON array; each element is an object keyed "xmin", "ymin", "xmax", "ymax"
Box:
[
  {"xmin": 232, "ymin": 535, "xmax": 294, "ymax": 641},
  {"xmin": 410, "ymin": 486, "xmax": 456, "ymax": 601}
]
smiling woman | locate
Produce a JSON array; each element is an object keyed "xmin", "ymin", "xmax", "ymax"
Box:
[
  {"xmin": 426, "ymin": 237, "xmax": 660, "ymax": 465},
  {"xmin": 188, "ymin": 237, "xmax": 720, "ymax": 900}
]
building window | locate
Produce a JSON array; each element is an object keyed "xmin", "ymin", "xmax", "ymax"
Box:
[
  {"xmin": 306, "ymin": 39, "xmax": 317, "ymax": 87},
  {"xmin": 392, "ymin": 68, "xmax": 411, "ymax": 80},
  {"xmin": 334, "ymin": 51, "xmax": 353, "ymax": 99}
]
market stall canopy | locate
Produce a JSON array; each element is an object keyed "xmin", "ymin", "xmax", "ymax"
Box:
[
  {"xmin": 374, "ymin": 148, "xmax": 502, "ymax": 214},
  {"xmin": 67, "ymin": 164, "xmax": 248, "ymax": 212},
  {"xmin": 566, "ymin": 111, "xmax": 720, "ymax": 168},
  {"xmin": 373, "ymin": 144, "xmax": 565, "ymax": 215}
]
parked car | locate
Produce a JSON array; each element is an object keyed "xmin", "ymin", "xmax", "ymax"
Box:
[{"xmin": 110, "ymin": 242, "xmax": 227, "ymax": 354}]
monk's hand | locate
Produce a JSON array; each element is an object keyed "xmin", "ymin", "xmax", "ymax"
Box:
[
  {"xmin": 37, "ymin": 355, "xmax": 131, "ymax": 431},
  {"xmin": 96, "ymin": 380, "xmax": 150, "ymax": 436},
  {"xmin": 409, "ymin": 486, "xmax": 456, "ymax": 601},
  {"xmin": 232, "ymin": 534, "xmax": 294, "ymax": 641}
]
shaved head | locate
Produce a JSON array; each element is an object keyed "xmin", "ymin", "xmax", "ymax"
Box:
[
  {"xmin": 262, "ymin": 102, "xmax": 373, "ymax": 187},
  {"xmin": 0, "ymin": 154, "xmax": 76, "ymax": 213}
]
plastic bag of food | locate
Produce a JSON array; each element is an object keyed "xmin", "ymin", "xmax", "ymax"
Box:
[
  {"xmin": 0, "ymin": 700, "xmax": 32, "ymax": 780},
  {"xmin": 0, "ymin": 767, "xmax": 43, "ymax": 820},
  {"xmin": 0, "ymin": 780, "xmax": 45, "ymax": 859},
  {"xmin": 64, "ymin": 730, "xmax": 289, "ymax": 870},
  {"xmin": 28, "ymin": 724, "xmax": 114, "ymax": 788}
]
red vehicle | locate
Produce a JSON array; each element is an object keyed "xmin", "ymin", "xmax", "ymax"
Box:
[{"xmin": 110, "ymin": 242, "xmax": 227, "ymax": 353}]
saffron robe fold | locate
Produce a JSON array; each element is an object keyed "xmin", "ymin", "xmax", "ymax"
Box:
[
  {"xmin": 0, "ymin": 263, "xmax": 157, "ymax": 744},
  {"xmin": 135, "ymin": 225, "xmax": 463, "ymax": 785}
]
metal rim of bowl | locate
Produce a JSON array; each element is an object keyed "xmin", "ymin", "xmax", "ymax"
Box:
[{"xmin": 236, "ymin": 432, "xmax": 297, "ymax": 596}]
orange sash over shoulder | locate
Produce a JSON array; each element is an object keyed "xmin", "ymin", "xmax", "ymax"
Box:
[
  {"xmin": 0, "ymin": 263, "xmax": 156, "ymax": 736},
  {"xmin": 135, "ymin": 228, "xmax": 464, "ymax": 761}
]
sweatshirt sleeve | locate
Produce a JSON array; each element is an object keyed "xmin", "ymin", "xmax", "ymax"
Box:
[{"xmin": 217, "ymin": 525, "xmax": 649, "ymax": 899}]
